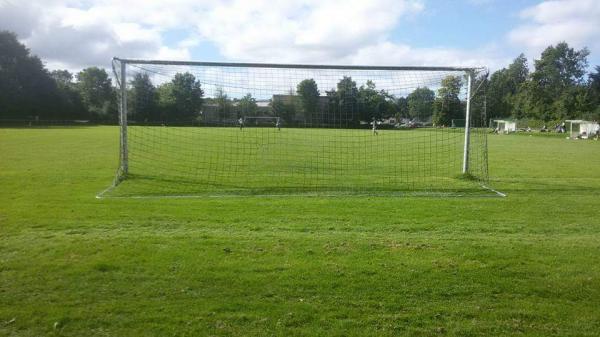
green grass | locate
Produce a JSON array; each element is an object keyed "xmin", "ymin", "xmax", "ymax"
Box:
[
  {"xmin": 108, "ymin": 126, "xmax": 487, "ymax": 197},
  {"xmin": 1, "ymin": 126, "xmax": 599, "ymax": 336}
]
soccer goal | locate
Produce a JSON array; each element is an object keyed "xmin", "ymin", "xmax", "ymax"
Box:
[
  {"xmin": 99, "ymin": 58, "xmax": 497, "ymax": 197},
  {"xmin": 243, "ymin": 116, "xmax": 281, "ymax": 128}
]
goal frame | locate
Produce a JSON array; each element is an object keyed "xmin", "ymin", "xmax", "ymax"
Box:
[
  {"xmin": 113, "ymin": 57, "xmax": 481, "ymax": 180},
  {"xmin": 243, "ymin": 116, "xmax": 281, "ymax": 126}
]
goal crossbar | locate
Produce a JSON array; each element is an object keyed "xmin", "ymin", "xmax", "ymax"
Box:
[{"xmin": 113, "ymin": 57, "xmax": 485, "ymax": 73}]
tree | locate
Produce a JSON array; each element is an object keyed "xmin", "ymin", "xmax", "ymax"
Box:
[
  {"xmin": 357, "ymin": 80, "xmax": 396, "ymax": 122},
  {"xmin": 51, "ymin": 69, "xmax": 86, "ymax": 120},
  {"xmin": 214, "ymin": 87, "xmax": 232, "ymax": 122},
  {"xmin": 552, "ymin": 85, "xmax": 592, "ymax": 120},
  {"xmin": 507, "ymin": 53, "xmax": 529, "ymax": 85},
  {"xmin": 76, "ymin": 67, "xmax": 116, "ymax": 121},
  {"xmin": 271, "ymin": 89, "xmax": 299, "ymax": 124},
  {"xmin": 270, "ymin": 96, "xmax": 286, "ymax": 122},
  {"xmin": 407, "ymin": 87, "xmax": 435, "ymax": 121},
  {"xmin": 129, "ymin": 73, "xmax": 158, "ymax": 122},
  {"xmin": 357, "ymin": 80, "xmax": 379, "ymax": 122},
  {"xmin": 156, "ymin": 83, "xmax": 174, "ymax": 120},
  {"xmin": 297, "ymin": 79, "xmax": 320, "ymax": 121},
  {"xmin": 51, "ymin": 70, "xmax": 73, "ymax": 86},
  {"xmin": 395, "ymin": 97, "xmax": 409, "ymax": 119},
  {"xmin": 519, "ymin": 42, "xmax": 590, "ymax": 121},
  {"xmin": 433, "ymin": 75, "xmax": 463, "ymax": 126},
  {"xmin": 587, "ymin": 66, "xmax": 600, "ymax": 119},
  {"xmin": 590, "ymin": 66, "xmax": 600, "ymax": 99},
  {"xmin": 335, "ymin": 76, "xmax": 359, "ymax": 125},
  {"xmin": 237, "ymin": 93, "xmax": 258, "ymax": 117},
  {"xmin": 169, "ymin": 72, "xmax": 204, "ymax": 122},
  {"xmin": 487, "ymin": 54, "xmax": 529, "ymax": 119},
  {"xmin": 469, "ymin": 73, "xmax": 489, "ymax": 127},
  {"xmin": 0, "ymin": 31, "xmax": 62, "ymax": 120}
]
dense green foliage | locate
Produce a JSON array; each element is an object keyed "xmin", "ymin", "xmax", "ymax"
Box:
[
  {"xmin": 0, "ymin": 31, "xmax": 117, "ymax": 122},
  {"xmin": 212, "ymin": 87, "xmax": 233, "ymax": 122},
  {"xmin": 271, "ymin": 91, "xmax": 300, "ymax": 124},
  {"xmin": 334, "ymin": 76, "xmax": 360, "ymax": 123},
  {"xmin": 2, "ymin": 29, "xmax": 599, "ymax": 125},
  {"xmin": 128, "ymin": 73, "xmax": 159, "ymax": 122},
  {"xmin": 433, "ymin": 76, "xmax": 463, "ymax": 126},
  {"xmin": 487, "ymin": 54, "xmax": 529, "ymax": 119},
  {"xmin": 237, "ymin": 93, "xmax": 258, "ymax": 117},
  {"xmin": 0, "ymin": 31, "xmax": 63, "ymax": 120},
  {"xmin": 1, "ymin": 127, "xmax": 599, "ymax": 336},
  {"xmin": 50, "ymin": 70, "xmax": 87, "ymax": 119},
  {"xmin": 76, "ymin": 67, "xmax": 116, "ymax": 121},
  {"xmin": 296, "ymin": 79, "xmax": 320, "ymax": 121},
  {"xmin": 357, "ymin": 80, "xmax": 395, "ymax": 122},
  {"xmin": 489, "ymin": 43, "xmax": 600, "ymax": 122},
  {"xmin": 407, "ymin": 87, "xmax": 435, "ymax": 120}
]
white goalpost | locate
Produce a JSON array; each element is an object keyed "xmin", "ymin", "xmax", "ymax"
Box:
[{"xmin": 100, "ymin": 58, "xmax": 494, "ymax": 198}]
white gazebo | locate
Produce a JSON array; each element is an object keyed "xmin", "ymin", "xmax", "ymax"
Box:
[
  {"xmin": 493, "ymin": 120, "xmax": 517, "ymax": 134},
  {"xmin": 565, "ymin": 120, "xmax": 600, "ymax": 139}
]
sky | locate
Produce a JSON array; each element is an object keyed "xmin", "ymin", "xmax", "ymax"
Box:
[{"xmin": 1, "ymin": 0, "xmax": 600, "ymax": 73}]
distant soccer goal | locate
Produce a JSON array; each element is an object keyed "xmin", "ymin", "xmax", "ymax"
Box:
[
  {"xmin": 243, "ymin": 116, "xmax": 281, "ymax": 128},
  {"xmin": 99, "ymin": 58, "xmax": 495, "ymax": 197}
]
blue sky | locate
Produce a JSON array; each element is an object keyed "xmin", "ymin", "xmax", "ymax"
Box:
[
  {"xmin": 160, "ymin": 0, "xmax": 535, "ymax": 61},
  {"xmin": 391, "ymin": 1, "xmax": 537, "ymax": 49},
  {"xmin": 1, "ymin": 0, "xmax": 599, "ymax": 71}
]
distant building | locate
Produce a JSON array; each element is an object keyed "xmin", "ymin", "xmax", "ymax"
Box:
[{"xmin": 381, "ymin": 117, "xmax": 397, "ymax": 125}]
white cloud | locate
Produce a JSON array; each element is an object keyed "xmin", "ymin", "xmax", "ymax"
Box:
[
  {"xmin": 508, "ymin": 0, "xmax": 600, "ymax": 57},
  {"xmin": 0, "ymin": 0, "xmax": 508, "ymax": 73},
  {"xmin": 342, "ymin": 42, "xmax": 510, "ymax": 73},
  {"xmin": 0, "ymin": 0, "xmax": 197, "ymax": 71},
  {"xmin": 197, "ymin": 0, "xmax": 425, "ymax": 63}
]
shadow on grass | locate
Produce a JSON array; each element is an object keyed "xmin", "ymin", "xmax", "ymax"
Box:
[{"xmin": 99, "ymin": 173, "xmax": 502, "ymax": 199}]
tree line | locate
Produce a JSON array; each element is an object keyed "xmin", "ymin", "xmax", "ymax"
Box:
[
  {"xmin": 2, "ymin": 29, "xmax": 599, "ymax": 125},
  {"xmin": 0, "ymin": 31, "xmax": 117, "ymax": 122},
  {"xmin": 487, "ymin": 43, "xmax": 600, "ymax": 123}
]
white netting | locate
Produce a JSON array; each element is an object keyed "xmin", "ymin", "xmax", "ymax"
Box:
[{"xmin": 102, "ymin": 59, "xmax": 490, "ymax": 197}]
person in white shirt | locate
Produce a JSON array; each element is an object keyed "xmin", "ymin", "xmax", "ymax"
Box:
[{"xmin": 372, "ymin": 117, "xmax": 378, "ymax": 135}]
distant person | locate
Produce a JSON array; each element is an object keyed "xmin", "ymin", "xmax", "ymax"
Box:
[
  {"xmin": 276, "ymin": 118, "xmax": 281, "ymax": 131},
  {"xmin": 238, "ymin": 117, "xmax": 244, "ymax": 130},
  {"xmin": 372, "ymin": 118, "xmax": 378, "ymax": 135}
]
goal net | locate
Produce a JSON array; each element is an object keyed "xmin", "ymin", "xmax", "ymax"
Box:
[
  {"xmin": 243, "ymin": 116, "xmax": 281, "ymax": 128},
  {"xmin": 100, "ymin": 58, "xmax": 492, "ymax": 197}
]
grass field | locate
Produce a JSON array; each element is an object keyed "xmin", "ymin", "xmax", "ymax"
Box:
[
  {"xmin": 1, "ymin": 126, "xmax": 599, "ymax": 336},
  {"xmin": 108, "ymin": 126, "xmax": 488, "ymax": 197}
]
